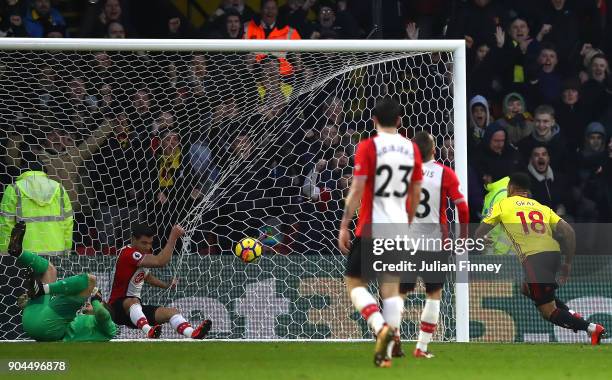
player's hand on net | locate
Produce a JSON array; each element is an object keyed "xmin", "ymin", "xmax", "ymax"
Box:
[
  {"xmin": 90, "ymin": 290, "xmax": 103, "ymax": 304},
  {"xmin": 338, "ymin": 227, "xmax": 352, "ymax": 255},
  {"xmin": 559, "ymin": 263, "xmax": 571, "ymax": 285},
  {"xmin": 168, "ymin": 278, "xmax": 178, "ymax": 289},
  {"xmin": 171, "ymin": 225, "xmax": 186, "ymax": 239}
]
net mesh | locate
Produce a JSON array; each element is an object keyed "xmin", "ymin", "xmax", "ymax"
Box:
[{"xmin": 0, "ymin": 47, "xmax": 457, "ymax": 340}]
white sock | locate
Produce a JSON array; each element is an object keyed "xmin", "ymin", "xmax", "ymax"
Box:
[
  {"xmin": 129, "ymin": 304, "xmax": 151, "ymax": 334},
  {"xmin": 169, "ymin": 314, "xmax": 194, "ymax": 337},
  {"xmin": 382, "ymin": 296, "xmax": 404, "ymax": 357},
  {"xmin": 382, "ymin": 296, "xmax": 404, "ymax": 332},
  {"xmin": 350, "ymin": 287, "xmax": 385, "ymax": 334},
  {"xmin": 43, "ymin": 284, "xmax": 50, "ymax": 294},
  {"xmin": 588, "ymin": 323, "xmax": 597, "ymax": 334},
  {"xmin": 416, "ymin": 299, "xmax": 440, "ymax": 352}
]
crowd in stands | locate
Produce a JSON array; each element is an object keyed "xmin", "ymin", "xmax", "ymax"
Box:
[{"xmin": 1, "ymin": 0, "xmax": 612, "ymax": 255}]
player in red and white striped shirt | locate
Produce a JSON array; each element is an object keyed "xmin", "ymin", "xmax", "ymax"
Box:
[
  {"xmin": 338, "ymin": 97, "xmax": 422, "ymax": 368},
  {"xmin": 396, "ymin": 131, "xmax": 469, "ymax": 358},
  {"xmin": 108, "ymin": 223, "xmax": 212, "ymax": 339}
]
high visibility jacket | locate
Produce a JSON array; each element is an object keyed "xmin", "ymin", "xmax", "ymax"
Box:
[
  {"xmin": 243, "ymin": 19, "xmax": 301, "ymax": 76},
  {"xmin": 0, "ymin": 171, "xmax": 73, "ymax": 255},
  {"xmin": 481, "ymin": 176, "xmax": 513, "ymax": 255}
]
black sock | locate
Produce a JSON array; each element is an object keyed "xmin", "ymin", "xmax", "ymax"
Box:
[
  {"xmin": 549, "ymin": 308, "xmax": 589, "ymax": 332},
  {"xmin": 555, "ymin": 297, "xmax": 569, "ymax": 312}
]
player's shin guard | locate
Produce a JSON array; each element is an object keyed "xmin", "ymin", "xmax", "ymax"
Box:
[
  {"xmin": 548, "ymin": 308, "xmax": 589, "ymax": 332},
  {"xmin": 382, "ymin": 296, "xmax": 404, "ymax": 357},
  {"xmin": 43, "ymin": 273, "xmax": 89, "ymax": 296},
  {"xmin": 169, "ymin": 314, "xmax": 194, "ymax": 338},
  {"xmin": 350, "ymin": 287, "xmax": 385, "ymax": 334},
  {"xmin": 129, "ymin": 304, "xmax": 152, "ymax": 334},
  {"xmin": 416, "ymin": 299, "xmax": 440, "ymax": 352},
  {"xmin": 15, "ymin": 251, "xmax": 49, "ymax": 276}
]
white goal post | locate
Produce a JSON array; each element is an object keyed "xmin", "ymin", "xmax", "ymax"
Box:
[{"xmin": 0, "ymin": 38, "xmax": 468, "ymax": 342}]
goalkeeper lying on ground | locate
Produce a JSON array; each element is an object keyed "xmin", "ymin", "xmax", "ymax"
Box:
[{"xmin": 9, "ymin": 222, "xmax": 116, "ymax": 342}]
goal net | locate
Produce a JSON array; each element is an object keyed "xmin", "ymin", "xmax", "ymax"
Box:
[{"xmin": 0, "ymin": 39, "xmax": 467, "ymax": 340}]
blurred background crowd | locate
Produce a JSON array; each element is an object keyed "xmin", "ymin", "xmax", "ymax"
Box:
[{"xmin": 1, "ymin": 0, "xmax": 612, "ymax": 255}]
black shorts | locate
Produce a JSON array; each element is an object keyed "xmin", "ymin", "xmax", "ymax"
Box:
[
  {"xmin": 399, "ymin": 250, "xmax": 448, "ymax": 294},
  {"xmin": 345, "ymin": 237, "xmax": 402, "ymax": 280},
  {"xmin": 522, "ymin": 251, "xmax": 561, "ymax": 306},
  {"xmin": 110, "ymin": 297, "xmax": 160, "ymax": 328}
]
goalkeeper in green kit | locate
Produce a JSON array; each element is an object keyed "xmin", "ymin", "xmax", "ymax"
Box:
[{"xmin": 9, "ymin": 222, "xmax": 116, "ymax": 342}]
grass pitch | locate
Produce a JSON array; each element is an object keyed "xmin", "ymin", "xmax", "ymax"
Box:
[{"xmin": 1, "ymin": 341, "xmax": 610, "ymax": 380}]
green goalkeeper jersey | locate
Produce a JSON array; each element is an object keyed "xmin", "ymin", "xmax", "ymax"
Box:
[{"xmin": 63, "ymin": 300, "xmax": 117, "ymax": 342}]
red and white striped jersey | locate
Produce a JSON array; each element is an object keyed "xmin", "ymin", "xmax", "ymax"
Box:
[
  {"xmin": 108, "ymin": 245, "xmax": 150, "ymax": 304},
  {"xmin": 415, "ymin": 160, "xmax": 464, "ymax": 225},
  {"xmin": 353, "ymin": 131, "xmax": 423, "ymax": 237},
  {"xmin": 412, "ymin": 159, "xmax": 465, "ymax": 245}
]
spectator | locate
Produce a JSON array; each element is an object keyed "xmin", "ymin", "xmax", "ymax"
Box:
[
  {"xmin": 107, "ymin": 21, "xmax": 125, "ymax": 38},
  {"xmin": 211, "ymin": 9, "xmax": 243, "ymax": 39},
  {"xmin": 446, "ymin": 0, "xmax": 506, "ymax": 48},
  {"xmin": 309, "ymin": 1, "xmax": 359, "ymax": 39},
  {"xmin": 166, "ymin": 14, "xmax": 195, "ymax": 39},
  {"xmin": 527, "ymin": 45, "xmax": 562, "ymax": 106},
  {"xmin": 539, "ymin": 0, "xmax": 580, "ymax": 70},
  {"xmin": 494, "ymin": 16, "xmax": 543, "ymax": 94},
  {"xmin": 467, "ymin": 41, "xmax": 499, "ymax": 100},
  {"xmin": 0, "ymin": 0, "xmax": 28, "ymax": 37},
  {"xmin": 256, "ymin": 57, "xmax": 293, "ymax": 108},
  {"xmin": 526, "ymin": 145, "xmax": 568, "ymax": 213},
  {"xmin": 580, "ymin": 53, "xmax": 609, "ymax": 119},
  {"xmin": 150, "ymin": 129, "xmax": 202, "ymax": 243},
  {"xmin": 82, "ymin": 0, "xmax": 134, "ymax": 38},
  {"xmin": 279, "ymin": 0, "xmax": 315, "ymax": 37},
  {"xmin": 576, "ymin": 121, "xmax": 607, "ymax": 185},
  {"xmin": 554, "ymin": 77, "xmax": 588, "ymax": 153},
  {"xmin": 496, "ymin": 92, "xmax": 533, "ymax": 145},
  {"xmin": 474, "ymin": 122, "xmax": 522, "ymax": 185},
  {"xmin": 244, "ymin": 0, "xmax": 301, "ymax": 78},
  {"xmin": 568, "ymin": 122, "xmax": 607, "ymax": 225},
  {"xmin": 208, "ymin": 0, "xmax": 255, "ymax": 25},
  {"xmin": 468, "ymin": 95, "xmax": 491, "ymax": 151},
  {"xmin": 127, "ymin": 86, "xmax": 154, "ymax": 143},
  {"xmin": 404, "ymin": 0, "xmax": 449, "ymax": 39},
  {"xmin": 517, "ymin": 105, "xmax": 568, "ymax": 172},
  {"xmin": 24, "ymin": 0, "xmax": 66, "ymax": 38},
  {"xmin": 87, "ymin": 112, "xmax": 140, "ymax": 249}
]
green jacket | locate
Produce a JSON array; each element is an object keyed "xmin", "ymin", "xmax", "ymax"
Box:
[
  {"xmin": 481, "ymin": 177, "xmax": 513, "ymax": 255},
  {"xmin": 0, "ymin": 171, "xmax": 73, "ymax": 255}
]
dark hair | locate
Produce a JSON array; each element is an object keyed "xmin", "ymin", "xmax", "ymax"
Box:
[
  {"xmin": 373, "ymin": 97, "xmax": 401, "ymax": 127},
  {"xmin": 509, "ymin": 172, "xmax": 531, "ymax": 192},
  {"xmin": 260, "ymin": 0, "xmax": 277, "ymax": 10},
  {"xmin": 413, "ymin": 131, "xmax": 434, "ymax": 160},
  {"xmin": 131, "ymin": 223, "xmax": 155, "ymax": 239}
]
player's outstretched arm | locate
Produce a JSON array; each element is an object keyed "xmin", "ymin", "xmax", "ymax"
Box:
[
  {"xmin": 139, "ymin": 225, "xmax": 185, "ymax": 268},
  {"xmin": 554, "ymin": 219, "xmax": 576, "ymax": 284},
  {"xmin": 144, "ymin": 273, "xmax": 175, "ymax": 289},
  {"xmin": 338, "ymin": 176, "xmax": 366, "ymax": 254}
]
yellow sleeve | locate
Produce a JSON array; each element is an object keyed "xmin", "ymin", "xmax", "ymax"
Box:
[
  {"xmin": 0, "ymin": 185, "xmax": 17, "ymax": 253},
  {"xmin": 482, "ymin": 200, "xmax": 502, "ymax": 226}
]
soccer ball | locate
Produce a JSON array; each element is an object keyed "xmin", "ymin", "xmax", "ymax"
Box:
[{"xmin": 234, "ymin": 238, "xmax": 263, "ymax": 263}]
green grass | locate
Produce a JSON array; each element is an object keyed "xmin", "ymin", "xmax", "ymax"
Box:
[{"xmin": 1, "ymin": 342, "xmax": 611, "ymax": 380}]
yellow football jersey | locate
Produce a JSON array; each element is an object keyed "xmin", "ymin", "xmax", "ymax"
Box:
[{"xmin": 482, "ymin": 195, "xmax": 561, "ymax": 261}]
